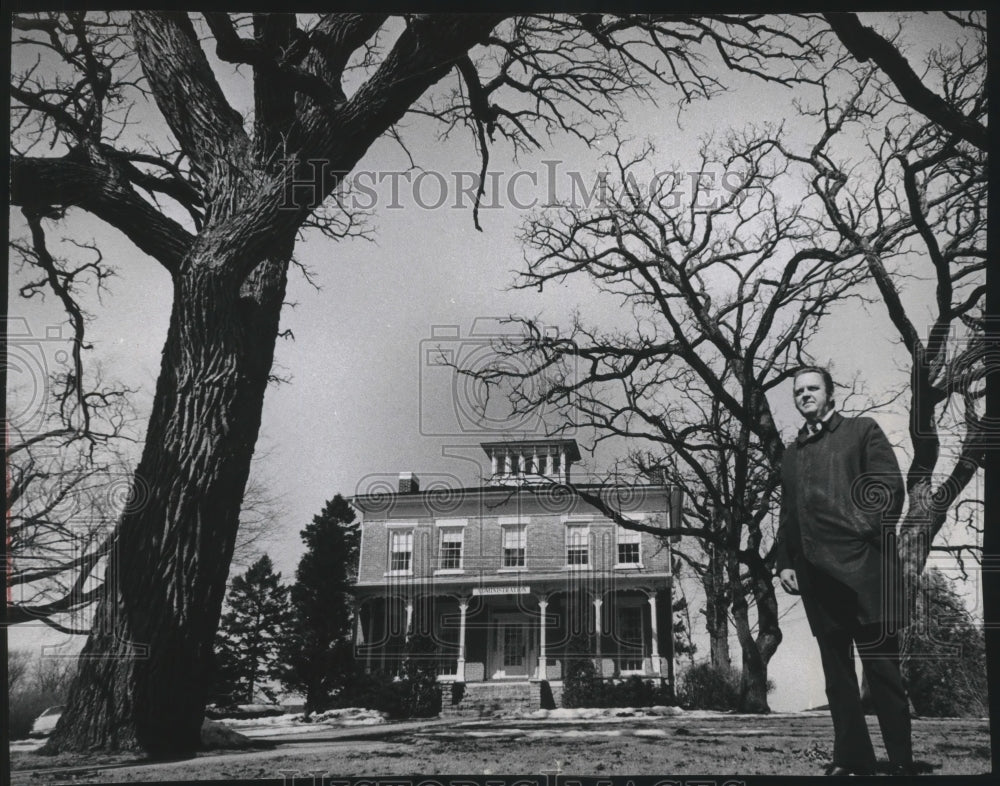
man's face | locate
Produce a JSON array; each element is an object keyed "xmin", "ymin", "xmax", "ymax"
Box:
[{"xmin": 793, "ymin": 372, "xmax": 832, "ymax": 422}]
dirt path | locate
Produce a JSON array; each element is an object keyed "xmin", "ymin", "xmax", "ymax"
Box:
[{"xmin": 10, "ymin": 714, "xmax": 990, "ymax": 782}]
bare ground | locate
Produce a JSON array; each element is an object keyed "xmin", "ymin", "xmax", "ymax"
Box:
[{"xmin": 9, "ymin": 713, "xmax": 991, "ymax": 782}]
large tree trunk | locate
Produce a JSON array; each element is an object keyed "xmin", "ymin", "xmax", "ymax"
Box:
[
  {"xmin": 732, "ymin": 566, "xmax": 782, "ymax": 713},
  {"xmin": 45, "ymin": 245, "xmax": 291, "ymax": 755},
  {"xmin": 703, "ymin": 543, "xmax": 731, "ymax": 671}
]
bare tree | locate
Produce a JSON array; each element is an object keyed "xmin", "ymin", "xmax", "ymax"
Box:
[
  {"xmin": 673, "ymin": 504, "xmax": 731, "ymax": 671},
  {"xmin": 7, "ymin": 650, "xmax": 34, "ymax": 695},
  {"xmin": 6, "ymin": 423, "xmax": 133, "ymax": 635},
  {"xmin": 6, "ymin": 222, "xmax": 140, "ymax": 634},
  {"xmin": 822, "ymin": 12, "xmax": 987, "ymax": 152},
  {"xmin": 769, "ymin": 17, "xmax": 988, "ymax": 588},
  {"xmin": 466, "ymin": 130, "xmax": 878, "ymax": 710},
  {"xmin": 33, "ymin": 653, "xmax": 78, "ymax": 697},
  {"xmin": 6, "ymin": 230, "xmax": 277, "ymax": 630},
  {"xmin": 229, "ymin": 465, "xmax": 285, "ymax": 573},
  {"xmin": 7, "ymin": 412, "xmax": 283, "ymax": 636},
  {"xmin": 9, "ymin": 11, "xmax": 822, "ymax": 753}
]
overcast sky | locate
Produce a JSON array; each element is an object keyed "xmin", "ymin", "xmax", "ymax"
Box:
[{"xmin": 7, "ymin": 12, "xmax": 982, "ymax": 713}]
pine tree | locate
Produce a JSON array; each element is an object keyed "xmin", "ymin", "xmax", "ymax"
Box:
[
  {"xmin": 211, "ymin": 555, "xmax": 290, "ymax": 706},
  {"xmin": 278, "ymin": 495, "xmax": 361, "ymax": 715}
]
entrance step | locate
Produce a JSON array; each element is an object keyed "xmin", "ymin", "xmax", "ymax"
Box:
[{"xmin": 440, "ymin": 681, "xmax": 562, "ymax": 718}]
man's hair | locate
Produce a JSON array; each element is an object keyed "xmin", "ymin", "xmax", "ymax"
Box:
[{"xmin": 793, "ymin": 365, "xmax": 835, "ymax": 396}]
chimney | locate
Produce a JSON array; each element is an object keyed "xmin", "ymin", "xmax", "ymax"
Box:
[{"xmin": 398, "ymin": 472, "xmax": 420, "ymax": 494}]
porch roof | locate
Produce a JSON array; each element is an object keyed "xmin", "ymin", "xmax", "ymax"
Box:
[{"xmin": 353, "ymin": 569, "xmax": 671, "ymax": 597}]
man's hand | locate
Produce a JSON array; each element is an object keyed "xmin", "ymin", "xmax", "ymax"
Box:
[{"xmin": 779, "ymin": 568, "xmax": 799, "ymax": 595}]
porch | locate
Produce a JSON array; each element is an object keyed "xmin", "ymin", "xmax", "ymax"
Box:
[{"xmin": 354, "ymin": 585, "xmax": 672, "ymax": 685}]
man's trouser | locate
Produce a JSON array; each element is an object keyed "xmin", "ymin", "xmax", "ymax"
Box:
[{"xmin": 816, "ymin": 624, "xmax": 913, "ymax": 772}]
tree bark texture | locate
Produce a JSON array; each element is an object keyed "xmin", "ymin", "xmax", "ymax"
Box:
[
  {"xmin": 24, "ymin": 10, "xmax": 510, "ymax": 755},
  {"xmin": 46, "ymin": 248, "xmax": 291, "ymax": 754}
]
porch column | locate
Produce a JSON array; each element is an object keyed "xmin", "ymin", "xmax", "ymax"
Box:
[
  {"xmin": 457, "ymin": 597, "xmax": 469, "ymax": 682},
  {"xmin": 537, "ymin": 596, "xmax": 549, "ymax": 679},
  {"xmin": 593, "ymin": 597, "xmax": 603, "ymax": 666},
  {"xmin": 647, "ymin": 592, "xmax": 662, "ymax": 676},
  {"xmin": 491, "ymin": 452, "xmax": 498, "ymax": 479},
  {"xmin": 404, "ymin": 599, "xmax": 414, "ymax": 641},
  {"xmin": 365, "ymin": 603, "xmax": 373, "ymax": 671},
  {"xmin": 355, "ymin": 604, "xmax": 365, "ymax": 645},
  {"xmin": 560, "ymin": 448, "xmax": 567, "ymax": 482}
]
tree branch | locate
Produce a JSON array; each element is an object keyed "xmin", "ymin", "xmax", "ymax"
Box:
[
  {"xmin": 11, "ymin": 153, "xmax": 193, "ymax": 272},
  {"xmin": 823, "ymin": 13, "xmax": 987, "ymax": 151},
  {"xmin": 131, "ymin": 12, "xmax": 251, "ymax": 182}
]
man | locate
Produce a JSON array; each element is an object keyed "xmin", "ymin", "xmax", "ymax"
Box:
[{"xmin": 775, "ymin": 366, "xmax": 915, "ymax": 777}]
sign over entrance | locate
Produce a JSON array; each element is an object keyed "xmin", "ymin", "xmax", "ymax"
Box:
[{"xmin": 472, "ymin": 585, "xmax": 530, "ymax": 596}]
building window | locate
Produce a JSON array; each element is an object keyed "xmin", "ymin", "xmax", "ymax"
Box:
[
  {"xmin": 439, "ymin": 528, "xmax": 464, "ymax": 570},
  {"xmin": 502, "ymin": 524, "xmax": 526, "ymax": 568},
  {"xmin": 616, "ymin": 604, "xmax": 645, "ymax": 673},
  {"xmin": 503, "ymin": 626, "xmax": 526, "ymax": 668},
  {"xmin": 389, "ymin": 529, "xmax": 413, "ymax": 573},
  {"xmin": 617, "ymin": 526, "xmax": 641, "ymax": 565},
  {"xmin": 566, "ymin": 524, "xmax": 589, "ymax": 566}
]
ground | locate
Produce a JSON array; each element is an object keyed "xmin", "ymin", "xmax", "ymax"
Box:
[{"xmin": 9, "ymin": 710, "xmax": 991, "ymax": 782}]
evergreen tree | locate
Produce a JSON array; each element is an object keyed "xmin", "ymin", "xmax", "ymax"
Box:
[
  {"xmin": 672, "ymin": 594, "xmax": 697, "ymax": 664},
  {"xmin": 901, "ymin": 568, "xmax": 987, "ymax": 717},
  {"xmin": 278, "ymin": 495, "xmax": 361, "ymax": 715},
  {"xmin": 211, "ymin": 555, "xmax": 290, "ymax": 706}
]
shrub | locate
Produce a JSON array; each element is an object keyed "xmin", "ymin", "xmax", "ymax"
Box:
[
  {"xmin": 335, "ymin": 647, "xmax": 442, "ymax": 719},
  {"xmin": 348, "ymin": 668, "xmax": 441, "ymax": 719},
  {"xmin": 336, "ymin": 670, "xmax": 404, "ymax": 717},
  {"xmin": 677, "ymin": 662, "xmax": 740, "ymax": 711},
  {"xmin": 613, "ymin": 675, "xmax": 657, "ymax": 707},
  {"xmin": 562, "ymin": 657, "xmax": 601, "ymax": 708},
  {"xmin": 599, "ymin": 675, "xmax": 673, "ymax": 708},
  {"xmin": 563, "ymin": 660, "xmax": 673, "ymax": 709},
  {"xmin": 396, "ymin": 653, "xmax": 442, "ymax": 718}
]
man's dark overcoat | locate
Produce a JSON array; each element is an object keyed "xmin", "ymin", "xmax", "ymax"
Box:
[{"xmin": 775, "ymin": 412, "xmax": 907, "ymax": 635}]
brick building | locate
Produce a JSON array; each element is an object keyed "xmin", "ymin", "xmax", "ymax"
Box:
[{"xmin": 351, "ymin": 438, "xmax": 678, "ymax": 710}]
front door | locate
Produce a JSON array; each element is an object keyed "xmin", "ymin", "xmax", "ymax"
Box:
[{"xmin": 492, "ymin": 613, "xmax": 533, "ymax": 678}]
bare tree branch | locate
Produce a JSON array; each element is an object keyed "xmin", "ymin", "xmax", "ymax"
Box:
[{"xmin": 823, "ymin": 13, "xmax": 987, "ymax": 151}]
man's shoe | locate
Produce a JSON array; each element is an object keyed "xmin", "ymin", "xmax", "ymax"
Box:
[
  {"xmin": 889, "ymin": 763, "xmax": 918, "ymax": 776},
  {"xmin": 824, "ymin": 763, "xmax": 876, "ymax": 776}
]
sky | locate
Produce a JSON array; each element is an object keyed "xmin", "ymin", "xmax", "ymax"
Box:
[{"xmin": 6, "ymin": 12, "xmax": 984, "ymax": 714}]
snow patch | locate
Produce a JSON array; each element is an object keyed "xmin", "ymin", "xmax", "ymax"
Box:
[
  {"xmin": 308, "ymin": 707, "xmax": 388, "ymax": 726},
  {"xmin": 218, "ymin": 707, "xmax": 388, "ymax": 737},
  {"xmin": 221, "ymin": 713, "xmax": 305, "ymax": 728},
  {"xmin": 517, "ymin": 705, "xmax": 686, "ymax": 721},
  {"xmin": 200, "ymin": 719, "xmax": 255, "ymax": 749}
]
